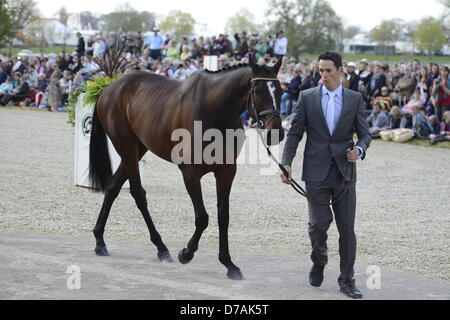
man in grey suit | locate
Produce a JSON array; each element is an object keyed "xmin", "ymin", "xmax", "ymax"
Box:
[{"xmin": 280, "ymin": 51, "xmax": 371, "ymax": 299}]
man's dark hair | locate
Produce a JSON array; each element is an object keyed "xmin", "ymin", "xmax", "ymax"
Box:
[{"xmin": 318, "ymin": 51, "xmax": 342, "ymax": 70}]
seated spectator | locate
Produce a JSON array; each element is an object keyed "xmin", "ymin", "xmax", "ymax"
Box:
[
  {"xmin": 373, "ymin": 86, "xmax": 393, "ymax": 112},
  {"xmin": 0, "ymin": 65, "xmax": 6, "ymax": 84},
  {"xmin": 428, "ymin": 114, "xmax": 441, "ymax": 135},
  {"xmin": 0, "ymin": 74, "xmax": 30, "ymax": 106},
  {"xmin": 166, "ymin": 40, "xmax": 180, "ymax": 61},
  {"xmin": 387, "ymin": 106, "xmax": 402, "ymax": 130},
  {"xmin": 180, "ymin": 46, "xmax": 191, "ymax": 61},
  {"xmin": 60, "ymin": 70, "xmax": 73, "ymax": 105},
  {"xmin": 411, "ymin": 105, "xmax": 433, "ymax": 139},
  {"xmin": 394, "ymin": 66, "xmax": 417, "ymax": 107},
  {"xmin": 0, "ymin": 76, "xmax": 13, "ymax": 101},
  {"xmin": 403, "ymin": 88, "xmax": 424, "ymax": 114},
  {"xmin": 429, "ymin": 111, "xmax": 450, "ymax": 144},
  {"xmin": 366, "ymin": 101, "xmax": 388, "ymax": 138}
]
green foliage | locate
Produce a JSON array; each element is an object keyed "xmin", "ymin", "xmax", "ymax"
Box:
[
  {"xmin": 83, "ymin": 73, "xmax": 121, "ymax": 106},
  {"xmin": 66, "ymin": 74, "xmax": 122, "ymax": 127},
  {"xmin": 266, "ymin": 0, "xmax": 343, "ymax": 58},
  {"xmin": 0, "ymin": 0, "xmax": 13, "ymax": 48},
  {"xmin": 225, "ymin": 8, "xmax": 259, "ymax": 35},
  {"xmin": 370, "ymin": 20, "xmax": 401, "ymax": 58},
  {"xmin": 159, "ymin": 10, "xmax": 196, "ymax": 40},
  {"xmin": 102, "ymin": 3, "xmax": 155, "ymax": 32},
  {"xmin": 413, "ymin": 17, "xmax": 446, "ymax": 59}
]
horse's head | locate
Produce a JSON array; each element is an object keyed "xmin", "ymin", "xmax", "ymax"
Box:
[{"xmin": 247, "ymin": 57, "xmax": 285, "ymax": 145}]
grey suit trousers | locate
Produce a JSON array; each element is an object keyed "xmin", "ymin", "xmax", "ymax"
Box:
[{"xmin": 305, "ymin": 161, "xmax": 356, "ymax": 284}]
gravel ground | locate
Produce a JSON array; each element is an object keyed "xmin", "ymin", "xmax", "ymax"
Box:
[{"xmin": 0, "ymin": 107, "xmax": 449, "ymax": 280}]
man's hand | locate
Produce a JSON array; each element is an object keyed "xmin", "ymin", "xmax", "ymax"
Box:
[
  {"xmin": 347, "ymin": 148, "xmax": 360, "ymax": 163},
  {"xmin": 280, "ymin": 166, "xmax": 292, "ymax": 184}
]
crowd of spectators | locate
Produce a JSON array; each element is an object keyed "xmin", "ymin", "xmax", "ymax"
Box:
[{"xmin": 0, "ymin": 26, "xmax": 449, "ymax": 145}]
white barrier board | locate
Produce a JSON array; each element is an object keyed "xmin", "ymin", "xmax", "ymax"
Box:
[{"xmin": 74, "ymin": 93, "xmax": 142, "ymax": 189}]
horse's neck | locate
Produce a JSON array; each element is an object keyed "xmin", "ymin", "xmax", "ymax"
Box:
[{"xmin": 205, "ymin": 68, "xmax": 252, "ymax": 126}]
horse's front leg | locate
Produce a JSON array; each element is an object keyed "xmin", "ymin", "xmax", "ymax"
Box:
[{"xmin": 215, "ymin": 164, "xmax": 243, "ymax": 280}]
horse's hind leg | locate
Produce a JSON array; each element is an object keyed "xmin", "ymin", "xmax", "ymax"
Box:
[
  {"xmin": 93, "ymin": 162, "xmax": 127, "ymax": 256},
  {"xmin": 215, "ymin": 165, "xmax": 243, "ymax": 280},
  {"xmin": 124, "ymin": 159, "xmax": 173, "ymax": 262},
  {"xmin": 178, "ymin": 166, "xmax": 209, "ymax": 264}
]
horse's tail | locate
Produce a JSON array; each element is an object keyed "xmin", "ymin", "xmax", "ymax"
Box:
[{"xmin": 89, "ymin": 102, "xmax": 112, "ymax": 193}]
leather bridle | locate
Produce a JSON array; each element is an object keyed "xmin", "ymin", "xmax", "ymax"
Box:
[
  {"xmin": 247, "ymin": 77, "xmax": 281, "ymax": 129},
  {"xmin": 247, "ymin": 77, "xmax": 353, "ymax": 206}
]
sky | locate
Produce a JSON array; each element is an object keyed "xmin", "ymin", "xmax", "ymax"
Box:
[{"xmin": 36, "ymin": 0, "xmax": 446, "ymax": 34}]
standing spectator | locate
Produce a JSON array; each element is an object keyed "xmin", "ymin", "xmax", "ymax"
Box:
[
  {"xmin": 46, "ymin": 70, "xmax": 62, "ymax": 111},
  {"xmin": 134, "ymin": 31, "xmax": 144, "ymax": 57},
  {"xmin": 234, "ymin": 35, "xmax": 248, "ymax": 60},
  {"xmin": 93, "ymin": 34, "xmax": 106, "ymax": 58},
  {"xmin": 431, "ymin": 66, "xmax": 450, "ymax": 122},
  {"xmin": 274, "ymin": 30, "xmax": 288, "ymax": 60},
  {"xmin": 346, "ymin": 62, "xmax": 359, "ymax": 92},
  {"xmin": 255, "ymin": 36, "xmax": 268, "ymax": 61},
  {"xmin": 280, "ymin": 67, "xmax": 302, "ymax": 118},
  {"xmin": 145, "ymin": 27, "xmax": 164, "ymax": 61},
  {"xmin": 75, "ymin": 32, "xmax": 85, "ymax": 56},
  {"xmin": 85, "ymin": 36, "xmax": 94, "ymax": 57},
  {"xmin": 118, "ymin": 28, "xmax": 127, "ymax": 51},
  {"xmin": 368, "ymin": 62, "xmax": 386, "ymax": 99}
]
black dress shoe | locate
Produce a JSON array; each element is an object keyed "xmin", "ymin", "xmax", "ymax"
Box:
[
  {"xmin": 339, "ymin": 279, "xmax": 363, "ymax": 299},
  {"xmin": 309, "ymin": 264, "xmax": 324, "ymax": 287}
]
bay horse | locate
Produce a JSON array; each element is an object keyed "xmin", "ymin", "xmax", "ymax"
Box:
[{"xmin": 89, "ymin": 58, "xmax": 284, "ymax": 280}]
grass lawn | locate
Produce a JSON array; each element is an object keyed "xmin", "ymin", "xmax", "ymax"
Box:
[
  {"xmin": 1, "ymin": 47, "xmax": 449, "ymax": 65},
  {"xmin": 298, "ymin": 53, "xmax": 450, "ymax": 66}
]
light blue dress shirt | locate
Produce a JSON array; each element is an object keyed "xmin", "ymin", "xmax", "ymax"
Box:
[{"xmin": 321, "ymin": 84, "xmax": 363, "ymax": 158}]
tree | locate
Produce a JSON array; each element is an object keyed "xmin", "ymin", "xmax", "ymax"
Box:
[
  {"xmin": 413, "ymin": 17, "xmax": 446, "ymax": 60},
  {"xmin": 101, "ymin": 3, "xmax": 150, "ymax": 32},
  {"xmin": 79, "ymin": 11, "xmax": 99, "ymax": 30},
  {"xmin": 56, "ymin": 7, "xmax": 71, "ymax": 50},
  {"xmin": 0, "ymin": 0, "xmax": 13, "ymax": 49},
  {"xmin": 159, "ymin": 10, "xmax": 196, "ymax": 40},
  {"xmin": 343, "ymin": 25, "xmax": 361, "ymax": 40},
  {"xmin": 265, "ymin": 0, "xmax": 343, "ymax": 58},
  {"xmin": 370, "ymin": 20, "xmax": 401, "ymax": 59},
  {"xmin": 4, "ymin": 0, "xmax": 39, "ymax": 53},
  {"xmin": 225, "ymin": 8, "xmax": 259, "ymax": 35}
]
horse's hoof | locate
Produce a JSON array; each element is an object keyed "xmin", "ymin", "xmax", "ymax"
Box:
[
  {"xmin": 227, "ymin": 268, "xmax": 244, "ymax": 280},
  {"xmin": 95, "ymin": 246, "xmax": 110, "ymax": 256},
  {"xmin": 157, "ymin": 250, "xmax": 173, "ymax": 263},
  {"xmin": 178, "ymin": 248, "xmax": 194, "ymax": 264}
]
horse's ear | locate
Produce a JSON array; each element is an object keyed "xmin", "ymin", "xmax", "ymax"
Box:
[
  {"xmin": 272, "ymin": 57, "xmax": 283, "ymax": 74},
  {"xmin": 248, "ymin": 56, "xmax": 258, "ymax": 73}
]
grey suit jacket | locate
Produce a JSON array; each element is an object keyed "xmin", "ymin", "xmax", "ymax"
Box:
[{"xmin": 281, "ymin": 85, "xmax": 371, "ymax": 183}]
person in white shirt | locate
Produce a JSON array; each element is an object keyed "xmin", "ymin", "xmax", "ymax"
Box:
[
  {"xmin": 274, "ymin": 30, "xmax": 288, "ymax": 59},
  {"xmin": 93, "ymin": 35, "xmax": 106, "ymax": 59}
]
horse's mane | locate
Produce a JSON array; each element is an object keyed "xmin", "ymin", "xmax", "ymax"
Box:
[
  {"xmin": 202, "ymin": 63, "xmax": 250, "ymax": 74},
  {"xmin": 202, "ymin": 63, "xmax": 273, "ymax": 75}
]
